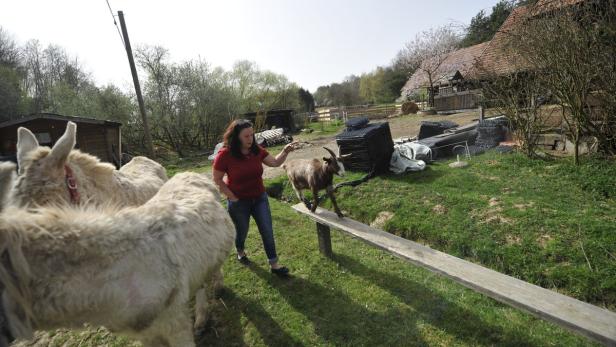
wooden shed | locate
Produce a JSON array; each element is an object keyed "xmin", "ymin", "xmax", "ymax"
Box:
[
  {"xmin": 400, "ymin": 42, "xmax": 488, "ymax": 113},
  {"xmin": 0, "ymin": 113, "xmax": 122, "ymax": 168},
  {"xmin": 243, "ymin": 109, "xmax": 296, "ymax": 132}
]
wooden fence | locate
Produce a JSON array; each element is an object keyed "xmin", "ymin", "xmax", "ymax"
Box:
[{"xmin": 314, "ymin": 104, "xmax": 402, "ymax": 122}]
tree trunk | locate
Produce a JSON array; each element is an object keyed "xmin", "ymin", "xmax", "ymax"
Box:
[
  {"xmin": 427, "ymin": 73, "xmax": 435, "ymax": 108},
  {"xmin": 574, "ymin": 126, "xmax": 580, "ymax": 166}
]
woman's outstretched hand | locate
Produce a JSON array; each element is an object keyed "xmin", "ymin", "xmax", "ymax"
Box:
[{"xmin": 283, "ymin": 141, "xmax": 300, "ymax": 154}]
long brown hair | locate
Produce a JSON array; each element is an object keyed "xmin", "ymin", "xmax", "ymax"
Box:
[{"xmin": 223, "ymin": 119, "xmax": 259, "ymax": 159}]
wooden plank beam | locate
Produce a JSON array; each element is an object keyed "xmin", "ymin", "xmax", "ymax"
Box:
[
  {"xmin": 291, "ymin": 203, "xmax": 616, "ymax": 346},
  {"xmin": 316, "ymin": 222, "xmax": 333, "ymax": 258}
]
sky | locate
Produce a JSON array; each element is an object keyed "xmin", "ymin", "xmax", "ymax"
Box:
[{"xmin": 0, "ymin": 0, "xmax": 500, "ymax": 93}]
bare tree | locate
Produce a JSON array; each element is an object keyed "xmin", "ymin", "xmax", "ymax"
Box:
[
  {"xmin": 481, "ymin": 71, "xmax": 550, "ymax": 157},
  {"xmin": 396, "ymin": 25, "xmax": 461, "ymax": 106},
  {"xmin": 508, "ymin": 1, "xmax": 616, "ymax": 164},
  {"xmin": 0, "ymin": 27, "xmax": 21, "ymax": 68}
]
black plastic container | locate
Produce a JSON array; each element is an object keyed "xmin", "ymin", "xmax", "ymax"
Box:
[
  {"xmin": 417, "ymin": 120, "xmax": 459, "ymax": 140},
  {"xmin": 336, "ymin": 122, "xmax": 394, "ymax": 173}
]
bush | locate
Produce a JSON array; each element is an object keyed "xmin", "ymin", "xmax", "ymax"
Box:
[{"xmin": 401, "ymin": 101, "xmax": 419, "ymax": 115}]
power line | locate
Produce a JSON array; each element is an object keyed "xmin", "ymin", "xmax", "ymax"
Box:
[{"xmin": 105, "ymin": 0, "xmax": 125, "ymax": 47}]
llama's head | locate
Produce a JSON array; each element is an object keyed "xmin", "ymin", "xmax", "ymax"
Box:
[{"xmin": 11, "ymin": 121, "xmax": 77, "ymax": 207}]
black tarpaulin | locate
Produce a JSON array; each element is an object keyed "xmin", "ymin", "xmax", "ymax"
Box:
[{"xmin": 336, "ymin": 121, "xmax": 394, "ymax": 173}]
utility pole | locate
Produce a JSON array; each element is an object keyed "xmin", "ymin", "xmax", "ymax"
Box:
[{"xmin": 118, "ymin": 10, "xmax": 154, "ymax": 157}]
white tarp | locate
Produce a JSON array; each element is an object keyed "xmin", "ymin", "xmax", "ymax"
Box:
[
  {"xmin": 208, "ymin": 142, "xmax": 224, "ymax": 161},
  {"xmin": 389, "ymin": 142, "xmax": 430, "ymax": 174}
]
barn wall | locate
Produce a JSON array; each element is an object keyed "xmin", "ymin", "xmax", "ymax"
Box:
[{"xmin": 434, "ymin": 89, "xmax": 481, "ymax": 112}]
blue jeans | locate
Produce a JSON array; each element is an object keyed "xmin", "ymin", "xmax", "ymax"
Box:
[{"xmin": 227, "ymin": 192, "xmax": 278, "ymax": 264}]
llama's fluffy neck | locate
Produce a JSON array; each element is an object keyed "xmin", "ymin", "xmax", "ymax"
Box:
[
  {"xmin": 67, "ymin": 150, "xmax": 116, "ymax": 181},
  {"xmin": 62, "ymin": 150, "xmax": 124, "ymax": 205}
]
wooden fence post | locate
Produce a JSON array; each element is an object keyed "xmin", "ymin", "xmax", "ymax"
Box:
[
  {"xmin": 479, "ymin": 105, "xmax": 485, "ymax": 121},
  {"xmin": 316, "ymin": 222, "xmax": 333, "ymax": 258}
]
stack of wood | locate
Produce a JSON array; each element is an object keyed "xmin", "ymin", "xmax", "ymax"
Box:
[{"xmin": 255, "ymin": 128, "xmax": 293, "ymax": 147}]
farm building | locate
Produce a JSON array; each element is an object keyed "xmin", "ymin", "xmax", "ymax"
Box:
[
  {"xmin": 0, "ymin": 113, "xmax": 122, "ymax": 168},
  {"xmin": 242, "ymin": 109, "xmax": 296, "ymax": 132},
  {"xmin": 400, "ymin": 0, "xmax": 590, "ymax": 113},
  {"xmin": 400, "ymin": 42, "xmax": 489, "ymax": 113}
]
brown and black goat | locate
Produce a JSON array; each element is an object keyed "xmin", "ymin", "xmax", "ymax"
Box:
[{"xmin": 282, "ymin": 147, "xmax": 349, "ymax": 218}]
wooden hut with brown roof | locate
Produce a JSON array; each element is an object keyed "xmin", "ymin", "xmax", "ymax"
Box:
[
  {"xmin": 401, "ymin": 0, "xmax": 593, "ymax": 113},
  {"xmin": 0, "ymin": 113, "xmax": 122, "ymax": 168},
  {"xmin": 400, "ymin": 42, "xmax": 489, "ymax": 113},
  {"xmin": 470, "ymin": 0, "xmax": 594, "ymax": 78}
]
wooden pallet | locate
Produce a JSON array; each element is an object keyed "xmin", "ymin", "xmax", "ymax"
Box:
[{"xmin": 292, "ymin": 203, "xmax": 616, "ymax": 346}]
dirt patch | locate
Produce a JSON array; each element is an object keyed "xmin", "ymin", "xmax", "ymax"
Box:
[
  {"xmin": 506, "ymin": 235, "xmax": 522, "ymax": 245},
  {"xmin": 477, "ymin": 173, "xmax": 499, "ymax": 181},
  {"xmin": 471, "ymin": 197, "xmax": 514, "ymax": 225},
  {"xmin": 432, "ymin": 204, "xmax": 448, "ymax": 215},
  {"xmin": 387, "ymin": 111, "xmax": 479, "ymax": 140},
  {"xmin": 489, "ymin": 197, "xmax": 501, "ymax": 207},
  {"xmin": 536, "ymin": 234, "xmax": 554, "ymax": 248},
  {"xmin": 370, "ymin": 211, "xmax": 395, "ymax": 229},
  {"xmin": 514, "ymin": 201, "xmax": 535, "ymax": 211},
  {"xmin": 480, "ymin": 210, "xmax": 513, "ymax": 225}
]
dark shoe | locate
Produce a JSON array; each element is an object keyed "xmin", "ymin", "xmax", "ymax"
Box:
[
  {"xmin": 237, "ymin": 255, "xmax": 251, "ymax": 265},
  {"xmin": 271, "ymin": 266, "xmax": 290, "ymax": 277}
]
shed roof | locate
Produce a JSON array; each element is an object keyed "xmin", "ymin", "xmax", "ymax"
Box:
[
  {"xmin": 401, "ymin": 42, "xmax": 489, "ymax": 95},
  {"xmin": 470, "ymin": 5, "xmax": 531, "ymax": 78},
  {"xmin": 0, "ymin": 113, "xmax": 122, "ymax": 129},
  {"xmin": 402, "ymin": 0, "xmax": 590, "ymax": 94},
  {"xmin": 533, "ymin": 0, "xmax": 586, "ymax": 13},
  {"xmin": 472, "ymin": 0, "xmax": 589, "ymax": 78}
]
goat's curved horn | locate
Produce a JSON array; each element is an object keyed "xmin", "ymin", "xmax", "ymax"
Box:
[{"xmin": 323, "ymin": 147, "xmax": 337, "ymax": 160}]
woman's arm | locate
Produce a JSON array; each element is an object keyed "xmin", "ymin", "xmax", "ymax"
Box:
[
  {"xmin": 212, "ymin": 169, "xmax": 239, "ymax": 201},
  {"xmin": 263, "ymin": 142, "xmax": 298, "ymax": 167}
]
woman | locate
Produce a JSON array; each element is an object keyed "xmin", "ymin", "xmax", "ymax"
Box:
[{"xmin": 212, "ymin": 119, "xmax": 297, "ymax": 276}]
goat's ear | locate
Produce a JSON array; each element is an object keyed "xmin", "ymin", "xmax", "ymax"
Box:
[
  {"xmin": 17, "ymin": 127, "xmax": 39, "ymax": 172},
  {"xmin": 48, "ymin": 121, "xmax": 76, "ymax": 167},
  {"xmin": 323, "ymin": 157, "xmax": 331, "ymax": 163}
]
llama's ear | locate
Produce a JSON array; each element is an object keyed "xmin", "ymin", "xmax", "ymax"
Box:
[
  {"xmin": 48, "ymin": 121, "xmax": 76, "ymax": 167},
  {"xmin": 17, "ymin": 127, "xmax": 39, "ymax": 171},
  {"xmin": 0, "ymin": 162, "xmax": 16, "ymax": 212}
]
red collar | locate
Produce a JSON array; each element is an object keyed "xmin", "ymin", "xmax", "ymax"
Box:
[{"xmin": 64, "ymin": 165, "xmax": 80, "ymax": 204}]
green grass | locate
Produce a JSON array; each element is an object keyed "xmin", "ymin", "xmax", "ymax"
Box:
[
  {"xmin": 34, "ymin": 198, "xmax": 599, "ymax": 346},
  {"xmin": 268, "ymin": 151, "xmax": 616, "ymax": 310},
  {"xmin": 162, "ymin": 152, "xmax": 213, "ymax": 177},
  {"xmin": 37, "ymin": 149, "xmax": 611, "ymax": 346},
  {"xmin": 297, "ymin": 119, "xmax": 345, "ymax": 141},
  {"xmin": 198, "ymin": 197, "xmax": 596, "ymax": 346}
]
